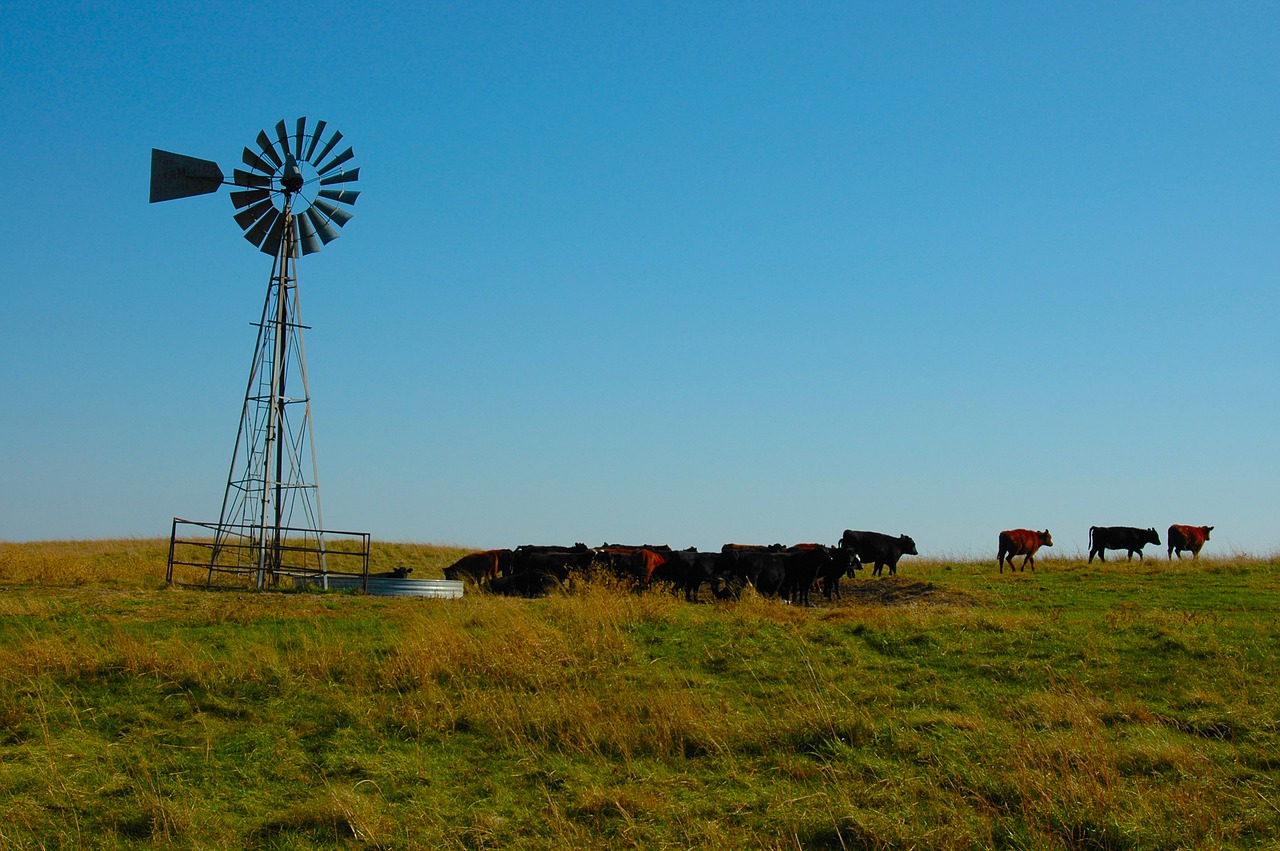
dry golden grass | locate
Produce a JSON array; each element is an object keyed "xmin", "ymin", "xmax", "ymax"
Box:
[
  {"xmin": 0, "ymin": 538, "xmax": 169, "ymax": 586},
  {"xmin": 0, "ymin": 542, "xmax": 1277, "ymax": 849}
]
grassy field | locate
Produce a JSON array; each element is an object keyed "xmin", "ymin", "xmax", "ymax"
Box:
[{"xmin": 0, "ymin": 540, "xmax": 1277, "ymax": 849}]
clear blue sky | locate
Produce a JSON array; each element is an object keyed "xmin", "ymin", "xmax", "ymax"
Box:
[{"xmin": 2, "ymin": 2, "xmax": 1276, "ymax": 557}]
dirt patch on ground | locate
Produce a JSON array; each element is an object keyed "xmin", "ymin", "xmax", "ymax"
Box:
[{"xmin": 835, "ymin": 577, "xmax": 974, "ymax": 607}]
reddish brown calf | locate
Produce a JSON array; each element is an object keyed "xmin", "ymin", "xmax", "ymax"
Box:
[
  {"xmin": 1167, "ymin": 525, "xmax": 1213, "ymax": 560},
  {"xmin": 997, "ymin": 529, "xmax": 1053, "ymax": 573}
]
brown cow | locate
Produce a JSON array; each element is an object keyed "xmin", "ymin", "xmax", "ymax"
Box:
[
  {"xmin": 444, "ymin": 549, "xmax": 512, "ymax": 585},
  {"xmin": 997, "ymin": 529, "xmax": 1053, "ymax": 573},
  {"xmin": 1168, "ymin": 525, "xmax": 1213, "ymax": 560}
]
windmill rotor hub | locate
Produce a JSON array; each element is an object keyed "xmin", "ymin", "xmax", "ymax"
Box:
[{"xmin": 281, "ymin": 153, "xmax": 304, "ymax": 193}]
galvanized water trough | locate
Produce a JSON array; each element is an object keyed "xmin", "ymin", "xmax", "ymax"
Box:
[{"xmin": 293, "ymin": 574, "xmax": 464, "ymax": 599}]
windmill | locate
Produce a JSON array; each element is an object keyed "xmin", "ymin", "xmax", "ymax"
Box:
[{"xmin": 152, "ymin": 118, "xmax": 369, "ymax": 589}]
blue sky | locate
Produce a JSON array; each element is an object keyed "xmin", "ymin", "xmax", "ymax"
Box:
[{"xmin": 2, "ymin": 2, "xmax": 1276, "ymax": 557}]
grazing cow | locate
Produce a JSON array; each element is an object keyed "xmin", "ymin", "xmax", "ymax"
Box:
[
  {"xmin": 997, "ymin": 529, "xmax": 1052, "ymax": 572},
  {"xmin": 838, "ymin": 530, "xmax": 918, "ymax": 577},
  {"xmin": 443, "ymin": 549, "xmax": 511, "ymax": 584},
  {"xmin": 1168, "ymin": 525, "xmax": 1213, "ymax": 559},
  {"xmin": 1088, "ymin": 527, "xmax": 1161, "ymax": 563}
]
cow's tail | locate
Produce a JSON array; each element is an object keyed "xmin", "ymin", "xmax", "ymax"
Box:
[{"xmin": 1089, "ymin": 526, "xmax": 1096, "ymax": 550}]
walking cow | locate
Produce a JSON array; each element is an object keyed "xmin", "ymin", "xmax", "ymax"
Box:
[
  {"xmin": 1168, "ymin": 525, "xmax": 1213, "ymax": 559},
  {"xmin": 1088, "ymin": 526, "xmax": 1160, "ymax": 563},
  {"xmin": 997, "ymin": 529, "xmax": 1053, "ymax": 572},
  {"xmin": 838, "ymin": 530, "xmax": 917, "ymax": 577}
]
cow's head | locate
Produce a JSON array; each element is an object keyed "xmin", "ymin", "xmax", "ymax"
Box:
[
  {"xmin": 1146, "ymin": 527, "xmax": 1161, "ymax": 545},
  {"xmin": 900, "ymin": 535, "xmax": 918, "ymax": 555},
  {"xmin": 1203, "ymin": 526, "xmax": 1214, "ymax": 538},
  {"xmin": 833, "ymin": 548, "xmax": 862, "ymax": 571},
  {"xmin": 1040, "ymin": 530, "xmax": 1053, "ymax": 547}
]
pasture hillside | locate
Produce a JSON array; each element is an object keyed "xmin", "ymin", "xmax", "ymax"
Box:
[{"xmin": 0, "ymin": 540, "xmax": 1277, "ymax": 849}]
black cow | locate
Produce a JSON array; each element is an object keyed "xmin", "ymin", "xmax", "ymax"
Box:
[
  {"xmin": 488, "ymin": 570, "xmax": 562, "ymax": 597},
  {"xmin": 1088, "ymin": 526, "xmax": 1160, "ymax": 563},
  {"xmin": 652, "ymin": 548, "xmax": 725, "ymax": 602},
  {"xmin": 494, "ymin": 545, "xmax": 594, "ymax": 596},
  {"xmin": 781, "ymin": 545, "xmax": 834, "ymax": 607},
  {"xmin": 839, "ymin": 530, "xmax": 918, "ymax": 577},
  {"xmin": 370, "ymin": 567, "xmax": 413, "ymax": 579},
  {"xmin": 510, "ymin": 543, "xmax": 590, "ymax": 577},
  {"xmin": 819, "ymin": 546, "xmax": 860, "ymax": 600},
  {"xmin": 719, "ymin": 544, "xmax": 786, "ymax": 599}
]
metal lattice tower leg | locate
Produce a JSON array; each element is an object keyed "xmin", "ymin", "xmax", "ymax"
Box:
[{"xmin": 211, "ymin": 206, "xmax": 328, "ymax": 587}]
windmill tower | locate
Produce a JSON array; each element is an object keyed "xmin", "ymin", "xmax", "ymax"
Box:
[{"xmin": 152, "ymin": 118, "xmax": 369, "ymax": 589}]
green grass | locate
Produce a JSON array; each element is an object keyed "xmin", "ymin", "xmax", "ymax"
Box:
[{"xmin": 0, "ymin": 541, "xmax": 1277, "ymax": 848}]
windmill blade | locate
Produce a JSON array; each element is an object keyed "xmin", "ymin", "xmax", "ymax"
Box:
[
  {"xmin": 310, "ymin": 130, "xmax": 343, "ymax": 169},
  {"xmin": 229, "ymin": 188, "xmax": 271, "ymax": 209},
  {"xmin": 304, "ymin": 207, "xmax": 341, "ymax": 245},
  {"xmin": 234, "ymin": 198, "xmax": 276, "ymax": 230},
  {"xmin": 318, "ymin": 188, "xmax": 360, "ymax": 205},
  {"xmin": 259, "ymin": 212, "xmax": 289, "ymax": 257},
  {"xmin": 319, "ymin": 168, "xmax": 359, "ymax": 185},
  {"xmin": 255, "ymin": 130, "xmax": 283, "ymax": 169},
  {"xmin": 149, "ymin": 149, "xmax": 224, "ymax": 202},
  {"xmin": 244, "ymin": 206, "xmax": 281, "ymax": 248},
  {"xmin": 242, "ymin": 147, "xmax": 275, "ymax": 175},
  {"xmin": 296, "ymin": 209, "xmax": 324, "ymax": 255},
  {"xmin": 233, "ymin": 168, "xmax": 272, "ymax": 188},
  {"xmin": 294, "ymin": 117, "xmax": 307, "ymax": 158},
  {"xmin": 316, "ymin": 146, "xmax": 355, "ymax": 175},
  {"xmin": 311, "ymin": 198, "xmax": 354, "ymax": 227},
  {"xmin": 274, "ymin": 121, "xmax": 292, "ymax": 163},
  {"xmin": 304, "ymin": 120, "xmax": 326, "ymax": 161}
]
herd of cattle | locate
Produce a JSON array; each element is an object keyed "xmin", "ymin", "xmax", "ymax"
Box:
[{"xmin": 439, "ymin": 524, "xmax": 1215, "ymax": 602}]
